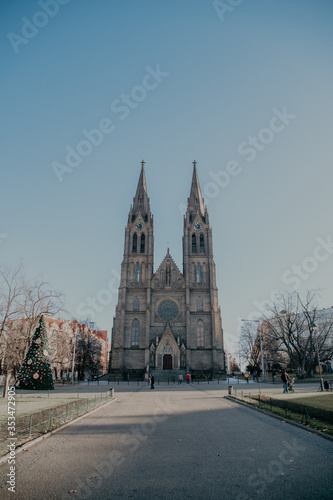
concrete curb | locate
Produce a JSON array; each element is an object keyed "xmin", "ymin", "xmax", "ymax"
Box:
[
  {"xmin": 0, "ymin": 397, "xmax": 118, "ymax": 465},
  {"xmin": 224, "ymin": 395, "xmax": 333, "ymax": 443}
]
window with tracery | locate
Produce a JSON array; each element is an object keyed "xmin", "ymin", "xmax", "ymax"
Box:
[
  {"xmin": 192, "ymin": 234, "xmax": 197, "ymax": 254},
  {"xmin": 197, "ymin": 320, "xmax": 204, "ymax": 347},
  {"xmin": 131, "ymin": 319, "xmax": 139, "ymax": 346},
  {"xmin": 132, "ymin": 233, "xmax": 137, "ymax": 253},
  {"xmin": 140, "ymin": 234, "xmax": 145, "ymax": 253},
  {"xmin": 200, "ymin": 234, "xmax": 205, "ymax": 254},
  {"xmin": 197, "ymin": 263, "xmax": 201, "ymax": 283}
]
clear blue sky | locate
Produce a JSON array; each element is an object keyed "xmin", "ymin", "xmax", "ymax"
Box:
[{"xmin": 1, "ymin": 0, "xmax": 333, "ymax": 358}]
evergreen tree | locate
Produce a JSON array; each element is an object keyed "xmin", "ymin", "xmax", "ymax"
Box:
[{"xmin": 15, "ymin": 315, "xmax": 54, "ymax": 390}]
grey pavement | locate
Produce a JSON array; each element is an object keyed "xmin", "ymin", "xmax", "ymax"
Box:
[{"xmin": 0, "ymin": 383, "xmax": 332, "ymax": 500}]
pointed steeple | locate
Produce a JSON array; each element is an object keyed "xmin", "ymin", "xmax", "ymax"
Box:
[
  {"xmin": 132, "ymin": 160, "xmax": 150, "ymax": 215},
  {"xmin": 187, "ymin": 161, "xmax": 205, "ymax": 215}
]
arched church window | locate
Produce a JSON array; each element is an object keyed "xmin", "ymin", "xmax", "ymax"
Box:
[
  {"xmin": 135, "ymin": 262, "xmax": 140, "ymax": 283},
  {"xmin": 200, "ymin": 234, "xmax": 205, "ymax": 254},
  {"xmin": 161, "ymin": 271, "xmax": 164, "ymax": 284},
  {"xmin": 132, "ymin": 233, "xmax": 137, "ymax": 253},
  {"xmin": 192, "ymin": 234, "xmax": 197, "ymax": 254},
  {"xmin": 202, "ymin": 263, "xmax": 207, "ymax": 284},
  {"xmin": 140, "ymin": 234, "xmax": 145, "ymax": 253},
  {"xmin": 197, "ymin": 263, "xmax": 201, "ymax": 284},
  {"xmin": 131, "ymin": 319, "xmax": 139, "ymax": 346},
  {"xmin": 172, "ymin": 270, "xmax": 175, "ymax": 284},
  {"xmin": 133, "ymin": 297, "xmax": 139, "ymax": 310},
  {"xmin": 197, "ymin": 297, "xmax": 203, "ymax": 311},
  {"xmin": 197, "ymin": 320, "xmax": 204, "ymax": 347},
  {"xmin": 139, "ymin": 195, "xmax": 143, "ymax": 204}
]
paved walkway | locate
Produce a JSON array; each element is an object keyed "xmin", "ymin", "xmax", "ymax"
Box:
[{"xmin": 0, "ymin": 384, "xmax": 332, "ymax": 499}]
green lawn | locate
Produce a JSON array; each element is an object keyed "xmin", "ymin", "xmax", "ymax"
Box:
[
  {"xmin": 286, "ymin": 394, "xmax": 333, "ymax": 411},
  {"xmin": 0, "ymin": 397, "xmax": 80, "ymax": 425}
]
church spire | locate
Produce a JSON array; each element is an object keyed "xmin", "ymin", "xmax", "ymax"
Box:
[
  {"xmin": 187, "ymin": 161, "xmax": 205, "ymax": 215},
  {"xmin": 132, "ymin": 160, "xmax": 150, "ymax": 215}
]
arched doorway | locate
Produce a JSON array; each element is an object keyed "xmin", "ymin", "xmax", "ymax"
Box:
[
  {"xmin": 163, "ymin": 354, "xmax": 172, "ymax": 369},
  {"xmin": 155, "ymin": 325, "xmax": 181, "ymax": 370}
]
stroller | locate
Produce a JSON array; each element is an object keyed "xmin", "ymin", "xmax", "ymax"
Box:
[{"xmin": 287, "ymin": 377, "xmax": 295, "ymax": 393}]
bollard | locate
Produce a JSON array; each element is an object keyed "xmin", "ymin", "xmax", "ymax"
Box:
[
  {"xmin": 228, "ymin": 385, "xmax": 232, "ymax": 396},
  {"xmin": 110, "ymin": 388, "xmax": 114, "ymax": 397}
]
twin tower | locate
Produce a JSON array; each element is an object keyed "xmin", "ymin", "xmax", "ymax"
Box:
[{"xmin": 110, "ymin": 161, "xmax": 225, "ymax": 378}]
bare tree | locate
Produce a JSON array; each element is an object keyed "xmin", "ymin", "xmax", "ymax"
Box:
[
  {"xmin": 48, "ymin": 328, "xmax": 73, "ymax": 380},
  {"xmin": 0, "ymin": 265, "xmax": 25, "ymax": 343},
  {"xmin": 239, "ymin": 322, "xmax": 259, "ymax": 367},
  {"xmin": 76, "ymin": 330, "xmax": 101, "ymax": 381},
  {"xmin": 262, "ymin": 290, "xmax": 333, "ymax": 378},
  {"xmin": 19, "ymin": 281, "xmax": 64, "ymax": 348},
  {"xmin": 0, "ymin": 264, "xmax": 65, "ymax": 374}
]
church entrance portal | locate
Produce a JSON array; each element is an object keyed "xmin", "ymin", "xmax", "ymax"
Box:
[{"xmin": 163, "ymin": 354, "xmax": 172, "ymax": 370}]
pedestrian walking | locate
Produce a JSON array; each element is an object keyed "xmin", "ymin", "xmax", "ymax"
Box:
[
  {"xmin": 150, "ymin": 375, "xmax": 155, "ymax": 389},
  {"xmin": 244, "ymin": 372, "xmax": 249, "ymax": 383},
  {"xmin": 281, "ymin": 370, "xmax": 289, "ymax": 393},
  {"xmin": 252, "ymin": 370, "xmax": 257, "ymax": 382},
  {"xmin": 178, "ymin": 374, "xmax": 183, "ymax": 384},
  {"xmin": 186, "ymin": 373, "xmax": 191, "ymax": 384}
]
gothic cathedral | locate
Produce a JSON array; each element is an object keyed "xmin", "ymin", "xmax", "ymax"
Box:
[{"xmin": 109, "ymin": 161, "xmax": 225, "ymax": 378}]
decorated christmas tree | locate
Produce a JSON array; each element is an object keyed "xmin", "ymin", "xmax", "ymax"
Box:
[{"xmin": 15, "ymin": 315, "xmax": 54, "ymax": 390}]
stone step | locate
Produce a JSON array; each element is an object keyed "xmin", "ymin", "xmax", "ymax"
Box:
[{"xmin": 150, "ymin": 369, "xmax": 187, "ymax": 382}]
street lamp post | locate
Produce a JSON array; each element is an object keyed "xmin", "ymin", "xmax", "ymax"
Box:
[
  {"xmin": 71, "ymin": 329, "xmax": 78, "ymax": 384},
  {"xmin": 311, "ymin": 322, "xmax": 324, "ymax": 391},
  {"xmin": 241, "ymin": 319, "xmax": 265, "ymax": 382}
]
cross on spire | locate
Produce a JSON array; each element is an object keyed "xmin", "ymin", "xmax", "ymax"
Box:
[{"xmin": 141, "ymin": 160, "xmax": 145, "ymax": 168}]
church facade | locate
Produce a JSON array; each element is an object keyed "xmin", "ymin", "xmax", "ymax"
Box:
[{"xmin": 109, "ymin": 161, "xmax": 225, "ymax": 378}]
